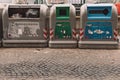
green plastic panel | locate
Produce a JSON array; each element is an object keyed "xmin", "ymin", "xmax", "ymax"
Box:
[
  {"xmin": 56, "ymin": 7, "xmax": 69, "ymax": 20},
  {"xmin": 55, "ymin": 22, "xmax": 72, "ymax": 39}
]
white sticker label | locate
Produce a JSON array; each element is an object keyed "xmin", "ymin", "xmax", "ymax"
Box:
[{"xmin": 18, "ymin": 29, "xmax": 22, "ymax": 35}]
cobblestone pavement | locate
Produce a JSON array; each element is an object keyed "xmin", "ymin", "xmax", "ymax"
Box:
[{"xmin": 0, "ymin": 48, "xmax": 120, "ymax": 80}]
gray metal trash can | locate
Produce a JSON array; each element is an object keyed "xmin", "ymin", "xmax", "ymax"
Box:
[
  {"xmin": 49, "ymin": 4, "xmax": 77, "ymax": 48},
  {"xmin": 0, "ymin": 7, "xmax": 3, "ymax": 47},
  {"xmin": 79, "ymin": 4, "xmax": 119, "ymax": 49},
  {"xmin": 2, "ymin": 4, "xmax": 48, "ymax": 47}
]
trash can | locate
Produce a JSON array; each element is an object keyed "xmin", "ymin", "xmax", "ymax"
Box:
[
  {"xmin": 0, "ymin": 6, "xmax": 4, "ymax": 47},
  {"xmin": 79, "ymin": 4, "xmax": 119, "ymax": 49},
  {"xmin": 2, "ymin": 4, "xmax": 48, "ymax": 47},
  {"xmin": 49, "ymin": 4, "xmax": 77, "ymax": 48}
]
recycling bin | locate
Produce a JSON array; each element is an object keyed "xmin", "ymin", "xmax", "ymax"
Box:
[
  {"xmin": 2, "ymin": 4, "xmax": 48, "ymax": 47},
  {"xmin": 79, "ymin": 4, "xmax": 119, "ymax": 48},
  {"xmin": 49, "ymin": 4, "xmax": 77, "ymax": 48}
]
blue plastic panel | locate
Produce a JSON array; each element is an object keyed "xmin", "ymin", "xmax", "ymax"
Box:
[
  {"xmin": 84, "ymin": 22, "xmax": 113, "ymax": 39},
  {"xmin": 87, "ymin": 6, "xmax": 112, "ymax": 20}
]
